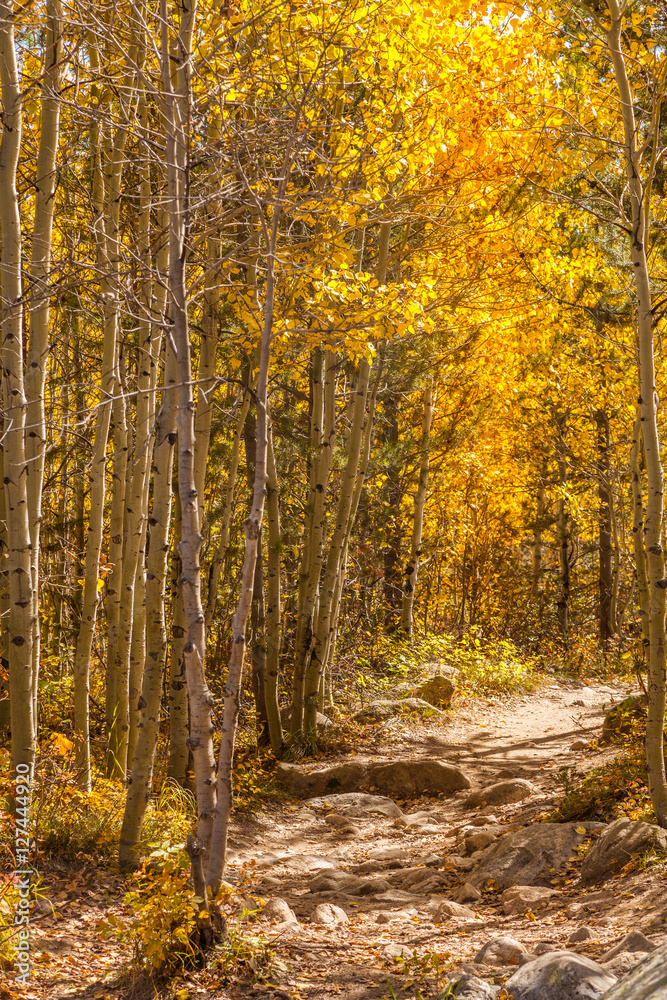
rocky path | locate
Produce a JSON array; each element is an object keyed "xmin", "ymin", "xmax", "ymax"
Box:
[{"xmin": 24, "ymin": 677, "xmax": 667, "ymax": 1000}]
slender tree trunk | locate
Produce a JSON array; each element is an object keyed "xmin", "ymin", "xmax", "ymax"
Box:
[
  {"xmin": 531, "ymin": 465, "xmax": 546, "ymax": 599},
  {"xmin": 291, "ymin": 348, "xmax": 335, "ymax": 738},
  {"xmin": 161, "ymin": 0, "xmax": 217, "ymax": 851},
  {"xmin": 25, "ymin": 0, "xmax": 63, "ymax": 722},
  {"xmin": 630, "ymin": 410, "xmax": 649, "ymax": 647},
  {"xmin": 264, "ymin": 425, "xmax": 283, "ymax": 753},
  {"xmin": 119, "ymin": 344, "xmax": 177, "ymax": 869},
  {"xmin": 244, "ymin": 408, "xmax": 268, "ymax": 741},
  {"xmin": 401, "ymin": 379, "xmax": 433, "ymax": 637},
  {"xmin": 0, "ymin": 5, "xmax": 36, "ymax": 787},
  {"xmin": 596, "ymin": 408, "xmax": 614, "ymax": 647},
  {"xmin": 167, "ymin": 498, "xmax": 189, "ymax": 783},
  {"xmin": 555, "ymin": 413, "xmax": 570, "ymax": 640},
  {"xmin": 606, "ymin": 1, "xmax": 667, "ymax": 824},
  {"xmin": 303, "ymin": 359, "xmax": 372, "ymax": 738}
]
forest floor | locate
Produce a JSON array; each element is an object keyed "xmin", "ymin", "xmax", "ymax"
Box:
[{"xmin": 12, "ymin": 672, "xmax": 667, "ymax": 1000}]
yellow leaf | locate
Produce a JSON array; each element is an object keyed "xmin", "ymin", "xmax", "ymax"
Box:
[{"xmin": 575, "ymin": 826, "xmax": 587, "ymax": 835}]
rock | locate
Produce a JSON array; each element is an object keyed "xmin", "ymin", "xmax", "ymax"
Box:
[
  {"xmin": 474, "ymin": 936, "xmax": 528, "ymax": 966},
  {"xmin": 601, "ymin": 696, "xmax": 646, "ymax": 744},
  {"xmin": 438, "ymin": 973, "xmax": 501, "ymax": 998},
  {"xmin": 353, "ymin": 860, "xmax": 388, "ymax": 874},
  {"xmin": 383, "ymin": 943, "xmax": 415, "ymax": 962},
  {"xmin": 339, "ymin": 824, "xmax": 362, "ymax": 837},
  {"xmin": 417, "ymin": 675, "xmax": 456, "ymax": 708},
  {"xmin": 277, "ymin": 759, "xmax": 471, "ymax": 799},
  {"xmin": 281, "ymin": 855, "xmax": 337, "ymax": 873},
  {"xmin": 582, "ymin": 817, "xmax": 667, "ymax": 882},
  {"xmin": 569, "ymin": 927, "xmax": 596, "ymax": 944},
  {"xmin": 599, "ymin": 939, "xmax": 667, "ymax": 998},
  {"xmin": 457, "ymin": 882, "xmax": 482, "ymax": 904},
  {"xmin": 469, "ymin": 814, "xmax": 499, "ymax": 826},
  {"xmin": 276, "ymin": 761, "xmax": 367, "ymax": 797},
  {"xmin": 397, "ymin": 809, "xmax": 451, "ymax": 830},
  {"xmin": 468, "ymin": 821, "xmax": 603, "ymax": 890},
  {"xmin": 306, "ymin": 792, "xmax": 403, "ymax": 819},
  {"xmin": 466, "ymin": 779, "xmax": 539, "ymax": 808},
  {"xmin": 465, "ymin": 830, "xmax": 499, "ymax": 854},
  {"xmin": 428, "ymin": 899, "xmax": 476, "ymax": 920},
  {"xmin": 603, "ymin": 954, "xmax": 642, "ymax": 979},
  {"xmin": 262, "ymin": 898, "xmax": 299, "ymax": 925},
  {"xmin": 310, "ymin": 903, "xmax": 348, "ymax": 925},
  {"xmin": 570, "ymin": 740, "xmax": 587, "ymax": 750},
  {"xmin": 534, "ymin": 942, "xmax": 557, "ymax": 955},
  {"xmin": 501, "ymin": 885, "xmax": 558, "ymax": 916},
  {"xmin": 325, "ymin": 813, "xmax": 351, "ymax": 827},
  {"xmin": 369, "ymin": 847, "xmax": 409, "ymax": 861},
  {"xmin": 506, "ymin": 951, "xmax": 616, "ymax": 999},
  {"xmin": 376, "ymin": 912, "xmax": 393, "ymax": 924},
  {"xmin": 367, "ymin": 759, "xmax": 472, "ymax": 797},
  {"xmin": 354, "ymin": 698, "xmax": 446, "ymax": 723},
  {"xmin": 601, "ymin": 930, "xmax": 656, "ymax": 963}
]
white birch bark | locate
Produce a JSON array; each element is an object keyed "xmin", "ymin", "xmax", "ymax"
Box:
[
  {"xmin": 606, "ymin": 0, "xmax": 667, "ymax": 822},
  {"xmin": 400, "ymin": 379, "xmax": 433, "ymax": 637}
]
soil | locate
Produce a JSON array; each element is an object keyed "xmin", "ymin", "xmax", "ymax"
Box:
[{"xmin": 16, "ymin": 676, "xmax": 667, "ymax": 1000}]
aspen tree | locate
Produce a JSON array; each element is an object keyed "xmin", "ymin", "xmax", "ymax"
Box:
[
  {"xmin": 401, "ymin": 379, "xmax": 433, "ymax": 637},
  {"xmin": 602, "ymin": 0, "xmax": 667, "ymax": 821},
  {"xmin": 160, "ymin": 0, "xmax": 217, "ymax": 849},
  {"xmin": 0, "ymin": 1, "xmax": 36, "ymax": 783},
  {"xmin": 264, "ymin": 424, "xmax": 283, "ymax": 752}
]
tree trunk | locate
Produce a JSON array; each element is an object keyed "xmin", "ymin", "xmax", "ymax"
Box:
[
  {"xmin": 606, "ymin": 0, "xmax": 667, "ymax": 824},
  {"xmin": 531, "ymin": 465, "xmax": 546, "ymax": 599},
  {"xmin": 630, "ymin": 410, "xmax": 649, "ymax": 647},
  {"xmin": 0, "ymin": 6, "xmax": 36, "ymax": 787},
  {"xmin": 401, "ymin": 379, "xmax": 433, "ymax": 637},
  {"xmin": 264, "ymin": 425, "xmax": 283, "ymax": 753},
  {"xmin": 555, "ymin": 413, "xmax": 570, "ymax": 640},
  {"xmin": 596, "ymin": 408, "xmax": 614, "ymax": 647}
]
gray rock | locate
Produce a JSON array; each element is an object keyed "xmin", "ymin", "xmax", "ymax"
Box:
[
  {"xmin": 599, "ymin": 939, "xmax": 667, "ymax": 998},
  {"xmin": 354, "ymin": 698, "xmax": 446, "ymax": 723},
  {"xmin": 262, "ymin": 898, "xmax": 299, "ymax": 925},
  {"xmin": 325, "ymin": 813, "xmax": 352, "ymax": 827},
  {"xmin": 534, "ymin": 942, "xmax": 557, "ymax": 955},
  {"xmin": 369, "ymin": 847, "xmax": 408, "ymax": 861},
  {"xmin": 367, "ymin": 759, "xmax": 472, "ymax": 797},
  {"xmin": 457, "ymin": 882, "xmax": 482, "ymax": 904},
  {"xmin": 506, "ymin": 951, "xmax": 616, "ymax": 999},
  {"xmin": 306, "ymin": 792, "xmax": 403, "ymax": 819},
  {"xmin": 582, "ymin": 817, "xmax": 667, "ymax": 883},
  {"xmin": 384, "ymin": 943, "xmax": 415, "ymax": 961},
  {"xmin": 465, "ymin": 830, "xmax": 499, "ymax": 854},
  {"xmin": 428, "ymin": 899, "xmax": 476, "ymax": 920},
  {"xmin": 277, "ymin": 758, "xmax": 471, "ymax": 799},
  {"xmin": 417, "ymin": 675, "xmax": 456, "ymax": 708},
  {"xmin": 437, "ymin": 973, "xmax": 500, "ymax": 998},
  {"xmin": 603, "ymin": 954, "xmax": 643, "ymax": 979},
  {"xmin": 310, "ymin": 903, "xmax": 348, "ymax": 925},
  {"xmin": 466, "ymin": 779, "xmax": 539, "ymax": 808},
  {"xmin": 501, "ymin": 885, "xmax": 558, "ymax": 916},
  {"xmin": 601, "ymin": 930, "xmax": 656, "ymax": 963},
  {"xmin": 474, "ymin": 936, "xmax": 528, "ymax": 966},
  {"xmin": 569, "ymin": 926, "xmax": 596, "ymax": 944},
  {"xmin": 469, "ymin": 821, "xmax": 603, "ymax": 890}
]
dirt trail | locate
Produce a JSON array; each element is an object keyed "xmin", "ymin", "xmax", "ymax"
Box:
[{"xmin": 24, "ymin": 677, "xmax": 665, "ymax": 1000}]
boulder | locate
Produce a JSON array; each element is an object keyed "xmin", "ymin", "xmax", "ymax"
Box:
[
  {"xmin": 601, "ymin": 930, "xmax": 656, "ymax": 963},
  {"xmin": 310, "ymin": 903, "xmax": 348, "ymax": 925},
  {"xmin": 369, "ymin": 846, "xmax": 408, "ymax": 861},
  {"xmin": 582, "ymin": 817, "xmax": 667, "ymax": 882},
  {"xmin": 383, "ymin": 943, "xmax": 415, "ymax": 962},
  {"xmin": 469, "ymin": 821, "xmax": 603, "ymax": 890},
  {"xmin": 307, "ymin": 792, "xmax": 403, "ymax": 819},
  {"xmin": 474, "ymin": 936, "xmax": 528, "ymax": 966},
  {"xmin": 427, "ymin": 899, "xmax": 476, "ymax": 920},
  {"xmin": 465, "ymin": 829, "xmax": 499, "ymax": 854},
  {"xmin": 601, "ymin": 696, "xmax": 646, "ymax": 744},
  {"xmin": 599, "ymin": 940, "xmax": 667, "ymax": 998},
  {"xmin": 501, "ymin": 885, "xmax": 558, "ymax": 916},
  {"xmin": 277, "ymin": 758, "xmax": 471, "ymax": 799},
  {"xmin": 438, "ymin": 974, "xmax": 500, "ymax": 998},
  {"xmin": 354, "ymin": 698, "xmax": 446, "ymax": 723},
  {"xmin": 506, "ymin": 951, "xmax": 617, "ymax": 1000},
  {"xmin": 262, "ymin": 898, "xmax": 299, "ymax": 925},
  {"xmin": 276, "ymin": 761, "xmax": 367, "ymax": 797},
  {"xmin": 457, "ymin": 882, "xmax": 482, "ymax": 903},
  {"xmin": 603, "ymin": 954, "xmax": 642, "ymax": 980},
  {"xmin": 417, "ymin": 675, "xmax": 456, "ymax": 708},
  {"xmin": 466, "ymin": 778, "xmax": 539, "ymax": 808},
  {"xmin": 569, "ymin": 927, "xmax": 595, "ymax": 944}
]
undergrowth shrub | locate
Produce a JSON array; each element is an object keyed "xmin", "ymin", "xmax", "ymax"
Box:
[{"xmin": 102, "ymin": 850, "xmax": 277, "ymax": 985}]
